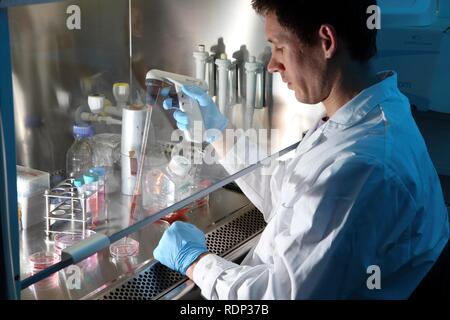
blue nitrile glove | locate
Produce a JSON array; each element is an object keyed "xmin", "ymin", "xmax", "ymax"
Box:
[
  {"xmin": 163, "ymin": 84, "xmax": 228, "ymax": 143},
  {"xmin": 153, "ymin": 221, "xmax": 208, "ymax": 275}
]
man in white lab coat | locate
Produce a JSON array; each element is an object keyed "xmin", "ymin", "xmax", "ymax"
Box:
[{"xmin": 154, "ymin": 0, "xmax": 450, "ymax": 299}]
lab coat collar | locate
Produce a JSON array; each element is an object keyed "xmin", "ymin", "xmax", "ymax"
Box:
[
  {"xmin": 326, "ymin": 70, "xmax": 398, "ymax": 130},
  {"xmin": 296, "ymin": 118, "xmax": 327, "ymax": 155},
  {"xmin": 295, "ymin": 71, "xmax": 398, "ymax": 156}
]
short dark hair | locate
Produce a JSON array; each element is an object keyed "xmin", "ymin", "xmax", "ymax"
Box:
[{"xmin": 252, "ymin": 0, "xmax": 378, "ymax": 62}]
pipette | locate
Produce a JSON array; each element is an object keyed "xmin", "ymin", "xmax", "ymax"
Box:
[
  {"xmin": 145, "ymin": 69, "xmax": 208, "ymax": 143},
  {"xmin": 128, "ymin": 84, "xmax": 161, "ymax": 223}
]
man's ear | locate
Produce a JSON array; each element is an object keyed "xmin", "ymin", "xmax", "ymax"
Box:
[{"xmin": 318, "ymin": 24, "xmax": 338, "ymax": 59}]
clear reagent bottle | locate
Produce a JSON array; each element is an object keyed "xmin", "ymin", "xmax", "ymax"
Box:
[
  {"xmin": 66, "ymin": 125, "xmax": 94, "ymax": 178},
  {"xmin": 143, "ymin": 155, "xmax": 193, "ymax": 213}
]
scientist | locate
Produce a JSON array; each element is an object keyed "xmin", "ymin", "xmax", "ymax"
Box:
[{"xmin": 154, "ymin": 0, "xmax": 450, "ymax": 299}]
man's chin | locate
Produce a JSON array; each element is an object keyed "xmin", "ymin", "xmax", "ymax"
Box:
[
  {"xmin": 295, "ymin": 92, "xmax": 321, "ymax": 105},
  {"xmin": 294, "ymin": 92, "xmax": 311, "ymax": 104}
]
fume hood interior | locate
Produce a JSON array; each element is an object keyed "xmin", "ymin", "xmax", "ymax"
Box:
[{"xmin": 1, "ymin": 0, "xmax": 450, "ymax": 300}]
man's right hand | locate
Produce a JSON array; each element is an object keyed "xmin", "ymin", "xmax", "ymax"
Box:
[
  {"xmin": 163, "ymin": 85, "xmax": 228, "ymax": 143},
  {"xmin": 153, "ymin": 221, "xmax": 209, "ymax": 276}
]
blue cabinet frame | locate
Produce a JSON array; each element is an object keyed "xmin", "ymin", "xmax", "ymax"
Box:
[{"xmin": 0, "ymin": 0, "xmax": 62, "ymax": 300}]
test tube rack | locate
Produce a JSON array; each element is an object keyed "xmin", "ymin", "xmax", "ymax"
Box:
[{"xmin": 44, "ymin": 178, "xmax": 92, "ymax": 237}]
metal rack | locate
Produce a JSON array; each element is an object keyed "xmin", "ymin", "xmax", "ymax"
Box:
[{"xmin": 44, "ymin": 178, "xmax": 93, "ymax": 238}]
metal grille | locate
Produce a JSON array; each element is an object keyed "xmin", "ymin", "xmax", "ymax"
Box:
[
  {"xmin": 101, "ymin": 206, "xmax": 265, "ymax": 300},
  {"xmin": 205, "ymin": 207, "xmax": 266, "ymax": 256},
  {"xmin": 103, "ymin": 263, "xmax": 184, "ymax": 300}
]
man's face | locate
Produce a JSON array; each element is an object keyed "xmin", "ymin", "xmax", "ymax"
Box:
[{"xmin": 265, "ymin": 12, "xmax": 330, "ymax": 104}]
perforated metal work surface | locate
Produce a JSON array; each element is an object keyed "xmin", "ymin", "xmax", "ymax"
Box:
[
  {"xmin": 101, "ymin": 206, "xmax": 265, "ymax": 300},
  {"xmin": 205, "ymin": 207, "xmax": 266, "ymax": 256},
  {"xmin": 103, "ymin": 264, "xmax": 184, "ymax": 300}
]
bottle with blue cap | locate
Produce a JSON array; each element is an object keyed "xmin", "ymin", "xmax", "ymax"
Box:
[{"xmin": 66, "ymin": 125, "xmax": 94, "ymax": 178}]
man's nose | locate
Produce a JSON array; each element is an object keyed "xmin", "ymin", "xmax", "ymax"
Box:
[{"xmin": 267, "ymin": 57, "xmax": 285, "ymax": 73}]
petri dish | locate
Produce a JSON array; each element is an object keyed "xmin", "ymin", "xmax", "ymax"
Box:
[
  {"xmin": 54, "ymin": 229, "xmax": 96, "ymax": 254},
  {"xmin": 162, "ymin": 207, "xmax": 190, "ymax": 224},
  {"xmin": 62, "ymin": 192, "xmax": 76, "ymax": 197},
  {"xmin": 29, "ymin": 251, "xmax": 61, "ymax": 271},
  {"xmin": 109, "ymin": 237, "xmax": 139, "ymax": 259}
]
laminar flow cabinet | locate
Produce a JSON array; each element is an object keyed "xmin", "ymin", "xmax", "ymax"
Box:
[{"xmin": 0, "ymin": 0, "xmax": 308, "ymax": 299}]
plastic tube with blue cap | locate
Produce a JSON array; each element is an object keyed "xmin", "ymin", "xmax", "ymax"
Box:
[
  {"xmin": 83, "ymin": 172, "xmax": 99, "ymax": 226},
  {"xmin": 89, "ymin": 167, "xmax": 106, "ymax": 221}
]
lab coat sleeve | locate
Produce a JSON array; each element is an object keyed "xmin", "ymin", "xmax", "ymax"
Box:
[
  {"xmin": 193, "ymin": 155, "xmax": 433, "ymax": 299},
  {"xmin": 219, "ymin": 134, "xmax": 291, "ymax": 221}
]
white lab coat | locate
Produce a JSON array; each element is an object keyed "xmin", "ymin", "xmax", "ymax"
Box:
[{"xmin": 193, "ymin": 71, "xmax": 450, "ymax": 299}]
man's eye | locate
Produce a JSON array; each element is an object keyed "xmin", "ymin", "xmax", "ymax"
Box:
[{"xmin": 275, "ymin": 47, "xmax": 284, "ymax": 52}]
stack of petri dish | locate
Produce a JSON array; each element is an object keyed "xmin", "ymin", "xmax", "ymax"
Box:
[
  {"xmin": 28, "ymin": 251, "xmax": 61, "ymax": 272},
  {"xmin": 53, "ymin": 229, "xmax": 97, "ymax": 255},
  {"xmin": 53, "ymin": 229, "xmax": 98, "ymax": 268},
  {"xmin": 28, "ymin": 251, "xmax": 61, "ymax": 288}
]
